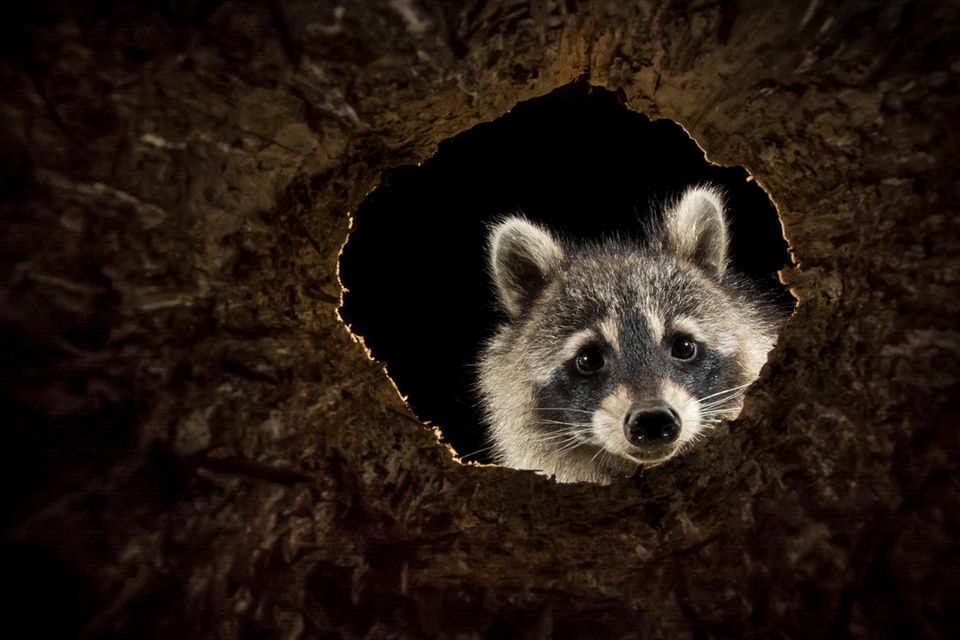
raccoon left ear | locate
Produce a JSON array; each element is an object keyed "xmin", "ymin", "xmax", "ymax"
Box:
[
  {"xmin": 488, "ymin": 216, "xmax": 564, "ymax": 317},
  {"xmin": 663, "ymin": 185, "xmax": 729, "ymax": 277}
]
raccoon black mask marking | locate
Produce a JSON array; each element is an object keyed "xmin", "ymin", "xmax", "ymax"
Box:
[{"xmin": 477, "ymin": 186, "xmax": 781, "ymax": 484}]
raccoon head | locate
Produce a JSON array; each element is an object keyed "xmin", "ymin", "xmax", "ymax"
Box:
[{"xmin": 481, "ymin": 186, "xmax": 774, "ymax": 483}]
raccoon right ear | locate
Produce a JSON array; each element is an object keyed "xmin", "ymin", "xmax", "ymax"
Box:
[
  {"xmin": 488, "ymin": 217, "xmax": 564, "ymax": 317},
  {"xmin": 662, "ymin": 185, "xmax": 730, "ymax": 278}
]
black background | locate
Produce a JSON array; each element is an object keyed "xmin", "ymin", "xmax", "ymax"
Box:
[{"xmin": 339, "ymin": 82, "xmax": 793, "ymax": 461}]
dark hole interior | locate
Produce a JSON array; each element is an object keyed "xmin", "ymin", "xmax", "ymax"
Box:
[{"xmin": 338, "ymin": 82, "xmax": 794, "ymax": 463}]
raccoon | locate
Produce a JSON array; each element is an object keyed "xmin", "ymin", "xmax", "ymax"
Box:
[{"xmin": 477, "ymin": 186, "xmax": 782, "ymax": 484}]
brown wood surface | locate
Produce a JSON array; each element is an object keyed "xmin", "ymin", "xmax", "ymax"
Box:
[{"xmin": 3, "ymin": 1, "xmax": 958, "ymax": 637}]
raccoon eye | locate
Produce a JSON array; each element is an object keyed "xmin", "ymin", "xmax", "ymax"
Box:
[
  {"xmin": 575, "ymin": 345, "xmax": 606, "ymax": 375},
  {"xmin": 670, "ymin": 335, "xmax": 698, "ymax": 360}
]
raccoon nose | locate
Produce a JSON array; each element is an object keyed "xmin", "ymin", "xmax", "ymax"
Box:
[{"xmin": 624, "ymin": 406, "xmax": 681, "ymax": 446}]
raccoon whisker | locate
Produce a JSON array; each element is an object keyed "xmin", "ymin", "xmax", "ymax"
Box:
[
  {"xmin": 695, "ymin": 397, "xmax": 747, "ymax": 411},
  {"xmin": 539, "ymin": 437, "xmax": 590, "ymax": 448},
  {"xmin": 698, "ymin": 400, "xmax": 743, "ymax": 413},
  {"xmin": 533, "ymin": 424, "xmax": 592, "ymax": 435},
  {"xmin": 699, "ymin": 390, "xmax": 744, "ymax": 402},
  {"xmin": 532, "ymin": 428, "xmax": 589, "ymax": 443},
  {"xmin": 699, "ymin": 393, "xmax": 744, "ymax": 406},
  {"xmin": 699, "ymin": 400, "xmax": 741, "ymax": 409},
  {"xmin": 698, "ymin": 400, "xmax": 744, "ymax": 413},
  {"xmin": 587, "ymin": 449, "xmax": 609, "ymax": 474},
  {"xmin": 534, "ymin": 407, "xmax": 596, "ymax": 414},
  {"xmin": 689, "ymin": 396, "xmax": 744, "ymax": 415},
  {"xmin": 605, "ymin": 452, "xmax": 619, "ymax": 471},
  {"xmin": 613, "ymin": 451, "xmax": 644, "ymax": 465},
  {"xmin": 457, "ymin": 443, "xmax": 499, "ymax": 460},
  {"xmin": 540, "ymin": 428, "xmax": 589, "ymax": 440},
  {"xmin": 555, "ymin": 441, "xmax": 588, "ymax": 455},
  {"xmin": 694, "ymin": 422, "xmax": 726, "ymax": 430},
  {"xmin": 589, "ymin": 447, "xmax": 606, "ymax": 465},
  {"xmin": 675, "ymin": 443, "xmax": 695, "ymax": 457},
  {"xmin": 533, "ymin": 419, "xmax": 594, "ymax": 427},
  {"xmin": 548, "ymin": 434, "xmax": 591, "ymax": 455},
  {"xmin": 537, "ymin": 432, "xmax": 591, "ymax": 440},
  {"xmin": 589, "ymin": 447, "xmax": 619, "ymax": 471},
  {"xmin": 695, "ymin": 383, "xmax": 753, "ymax": 403},
  {"xmin": 537, "ymin": 432, "xmax": 590, "ymax": 445},
  {"xmin": 693, "ymin": 423, "xmax": 723, "ymax": 436},
  {"xmin": 701, "ymin": 403, "xmax": 742, "ymax": 412},
  {"xmin": 534, "ymin": 431, "xmax": 570, "ymax": 444},
  {"xmin": 697, "ymin": 408, "xmax": 740, "ymax": 417},
  {"xmin": 699, "ymin": 396, "xmax": 744, "ymax": 409}
]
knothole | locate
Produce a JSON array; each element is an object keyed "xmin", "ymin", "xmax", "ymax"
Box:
[{"xmin": 338, "ymin": 82, "xmax": 795, "ymax": 476}]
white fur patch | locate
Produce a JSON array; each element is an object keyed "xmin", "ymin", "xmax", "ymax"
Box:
[
  {"xmin": 644, "ymin": 309, "xmax": 665, "ymax": 344},
  {"xmin": 661, "ymin": 378, "xmax": 700, "ymax": 444},
  {"xmin": 591, "ymin": 384, "xmax": 633, "ymax": 457},
  {"xmin": 597, "ymin": 316, "xmax": 621, "ymax": 355}
]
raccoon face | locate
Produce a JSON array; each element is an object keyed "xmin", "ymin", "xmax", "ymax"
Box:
[
  {"xmin": 480, "ymin": 186, "xmax": 776, "ymax": 482},
  {"xmin": 531, "ymin": 280, "xmax": 745, "ymax": 467},
  {"xmin": 523, "ymin": 252, "xmax": 746, "ymax": 469}
]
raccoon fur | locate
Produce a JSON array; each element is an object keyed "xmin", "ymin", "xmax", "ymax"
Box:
[{"xmin": 477, "ymin": 186, "xmax": 782, "ymax": 484}]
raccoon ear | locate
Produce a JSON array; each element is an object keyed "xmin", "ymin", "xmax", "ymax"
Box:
[
  {"xmin": 663, "ymin": 185, "xmax": 729, "ymax": 277},
  {"xmin": 488, "ymin": 217, "xmax": 564, "ymax": 317}
]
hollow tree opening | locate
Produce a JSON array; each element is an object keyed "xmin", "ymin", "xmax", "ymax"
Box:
[{"xmin": 338, "ymin": 82, "xmax": 794, "ymax": 463}]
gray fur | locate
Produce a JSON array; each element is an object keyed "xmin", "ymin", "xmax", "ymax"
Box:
[
  {"xmin": 662, "ymin": 186, "xmax": 728, "ymax": 277},
  {"xmin": 489, "ymin": 217, "xmax": 564, "ymax": 317},
  {"xmin": 478, "ymin": 185, "xmax": 782, "ymax": 484}
]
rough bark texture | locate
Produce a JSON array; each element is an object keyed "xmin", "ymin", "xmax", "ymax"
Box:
[{"xmin": 3, "ymin": 1, "xmax": 958, "ymax": 637}]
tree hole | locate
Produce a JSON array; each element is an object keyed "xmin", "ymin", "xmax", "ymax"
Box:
[{"xmin": 338, "ymin": 82, "xmax": 794, "ymax": 464}]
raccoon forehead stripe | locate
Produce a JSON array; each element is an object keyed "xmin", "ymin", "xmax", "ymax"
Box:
[
  {"xmin": 643, "ymin": 310, "xmax": 665, "ymax": 344},
  {"xmin": 597, "ymin": 316, "xmax": 621, "ymax": 355}
]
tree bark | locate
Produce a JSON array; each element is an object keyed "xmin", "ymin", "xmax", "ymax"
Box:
[{"xmin": 3, "ymin": 1, "xmax": 958, "ymax": 637}]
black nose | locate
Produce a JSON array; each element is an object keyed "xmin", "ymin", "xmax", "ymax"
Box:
[{"xmin": 624, "ymin": 406, "xmax": 681, "ymax": 446}]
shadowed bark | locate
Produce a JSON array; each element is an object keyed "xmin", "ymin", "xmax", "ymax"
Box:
[{"xmin": 3, "ymin": 1, "xmax": 958, "ymax": 637}]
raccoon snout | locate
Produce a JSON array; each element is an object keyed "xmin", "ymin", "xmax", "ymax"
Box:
[{"xmin": 624, "ymin": 405, "xmax": 681, "ymax": 446}]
